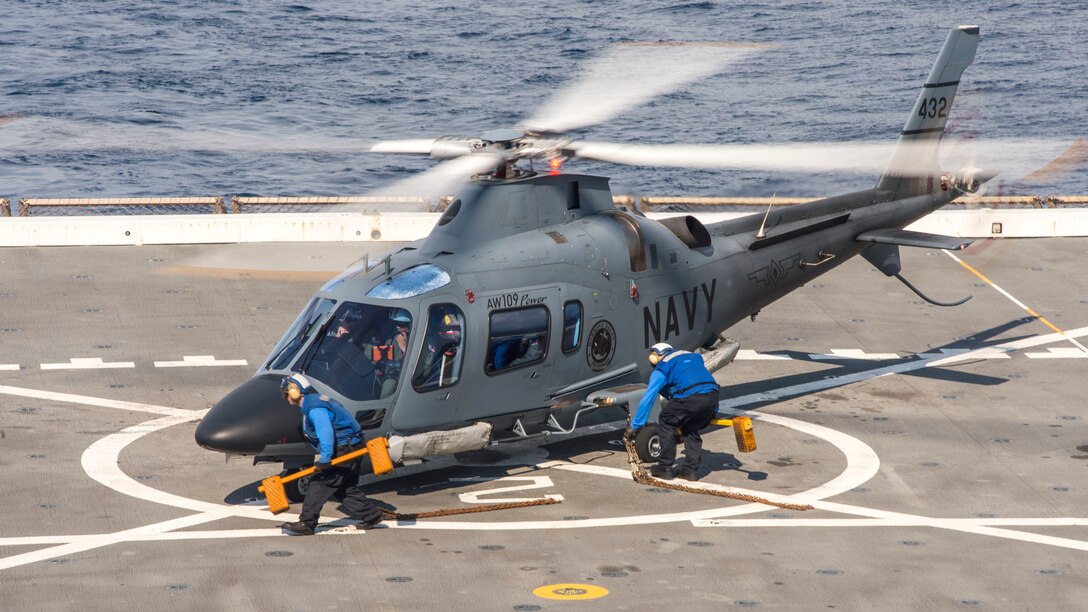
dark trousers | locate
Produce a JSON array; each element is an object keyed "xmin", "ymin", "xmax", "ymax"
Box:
[
  {"xmin": 656, "ymin": 390, "xmax": 720, "ymax": 471},
  {"xmin": 299, "ymin": 459, "xmax": 383, "ymax": 527}
]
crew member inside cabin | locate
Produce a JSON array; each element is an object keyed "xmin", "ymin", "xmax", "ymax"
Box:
[
  {"xmin": 333, "ymin": 311, "xmax": 362, "ymax": 339},
  {"xmin": 277, "ymin": 373, "xmax": 384, "ymax": 536},
  {"xmin": 375, "ymin": 308, "xmax": 412, "ymax": 399},
  {"xmin": 625, "ymin": 343, "xmax": 720, "ymax": 481},
  {"xmin": 415, "ymin": 313, "xmax": 462, "ymax": 388}
]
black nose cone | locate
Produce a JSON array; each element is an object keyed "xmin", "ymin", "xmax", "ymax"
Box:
[{"xmin": 195, "ymin": 374, "xmax": 301, "ymax": 455}]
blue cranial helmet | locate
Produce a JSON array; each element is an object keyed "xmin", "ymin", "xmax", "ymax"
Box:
[{"xmin": 389, "ymin": 308, "xmax": 411, "ymax": 324}]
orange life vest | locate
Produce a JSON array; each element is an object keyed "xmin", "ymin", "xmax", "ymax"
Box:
[{"xmin": 371, "ymin": 345, "xmax": 395, "ymax": 362}]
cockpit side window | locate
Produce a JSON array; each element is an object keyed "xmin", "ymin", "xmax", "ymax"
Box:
[
  {"xmin": 412, "ymin": 304, "xmax": 465, "ymax": 393},
  {"xmin": 297, "ymin": 303, "xmax": 413, "ymax": 401},
  {"xmin": 486, "ymin": 306, "xmax": 549, "ymax": 374},
  {"xmin": 561, "ymin": 301, "xmax": 582, "ymax": 354},
  {"xmin": 264, "ymin": 297, "xmax": 337, "ymax": 371}
]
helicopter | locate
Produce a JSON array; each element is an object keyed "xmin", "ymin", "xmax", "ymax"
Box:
[{"xmin": 195, "ymin": 26, "xmax": 990, "ymax": 498}]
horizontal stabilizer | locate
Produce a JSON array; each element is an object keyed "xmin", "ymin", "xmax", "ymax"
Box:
[{"xmin": 856, "ymin": 228, "xmax": 973, "ymax": 250}]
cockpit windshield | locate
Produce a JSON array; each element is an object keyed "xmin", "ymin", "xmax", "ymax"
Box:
[
  {"xmin": 263, "ymin": 297, "xmax": 337, "ymax": 371},
  {"xmin": 296, "ymin": 302, "xmax": 414, "ymax": 402}
]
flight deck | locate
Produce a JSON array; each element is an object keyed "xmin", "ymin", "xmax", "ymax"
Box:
[{"xmin": 2, "ymin": 238, "xmax": 1087, "ymax": 610}]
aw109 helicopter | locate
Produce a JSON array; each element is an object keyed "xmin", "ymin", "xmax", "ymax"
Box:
[{"xmin": 196, "ymin": 26, "xmax": 990, "ymax": 494}]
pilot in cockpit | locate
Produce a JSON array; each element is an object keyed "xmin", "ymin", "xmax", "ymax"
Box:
[
  {"xmin": 332, "ymin": 311, "xmax": 362, "ymax": 340},
  {"xmin": 375, "ymin": 308, "xmax": 412, "ymax": 398}
]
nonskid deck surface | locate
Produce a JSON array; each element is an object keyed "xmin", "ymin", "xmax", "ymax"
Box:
[{"xmin": 2, "ymin": 239, "xmax": 1087, "ymax": 610}]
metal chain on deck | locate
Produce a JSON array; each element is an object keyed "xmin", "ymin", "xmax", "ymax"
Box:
[
  {"xmin": 624, "ymin": 439, "xmax": 814, "ymax": 511},
  {"xmin": 381, "ymin": 498, "xmax": 561, "ymax": 521},
  {"xmin": 373, "ymin": 437, "xmax": 815, "ymax": 520}
]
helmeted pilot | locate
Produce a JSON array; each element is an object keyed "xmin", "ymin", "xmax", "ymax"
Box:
[
  {"xmin": 333, "ymin": 310, "xmax": 363, "ymax": 339},
  {"xmin": 624, "ymin": 343, "xmax": 720, "ymax": 481},
  {"xmin": 277, "ymin": 373, "xmax": 384, "ymax": 535},
  {"xmin": 374, "ymin": 308, "xmax": 412, "ymax": 399}
]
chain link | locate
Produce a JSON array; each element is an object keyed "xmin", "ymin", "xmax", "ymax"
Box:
[
  {"xmin": 624, "ymin": 439, "xmax": 814, "ymax": 511},
  {"xmin": 374, "ymin": 437, "xmax": 813, "ymax": 520},
  {"xmin": 380, "ymin": 498, "xmax": 561, "ymax": 521}
]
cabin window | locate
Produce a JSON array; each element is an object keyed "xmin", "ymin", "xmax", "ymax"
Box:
[
  {"xmin": 561, "ymin": 301, "xmax": 582, "ymax": 354},
  {"xmin": 412, "ymin": 304, "xmax": 466, "ymax": 393},
  {"xmin": 486, "ymin": 306, "xmax": 549, "ymax": 374},
  {"xmin": 297, "ymin": 303, "xmax": 413, "ymax": 402}
]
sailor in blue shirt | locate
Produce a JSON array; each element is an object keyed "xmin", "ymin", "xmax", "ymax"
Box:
[
  {"xmin": 625, "ymin": 343, "xmax": 720, "ymax": 481},
  {"xmin": 278, "ymin": 373, "xmax": 384, "ymax": 536}
]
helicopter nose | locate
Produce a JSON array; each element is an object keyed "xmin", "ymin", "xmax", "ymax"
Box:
[{"xmin": 195, "ymin": 374, "xmax": 300, "ymax": 455}]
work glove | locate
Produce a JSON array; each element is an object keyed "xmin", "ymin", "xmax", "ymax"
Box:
[
  {"xmin": 623, "ymin": 427, "xmax": 637, "ymax": 442},
  {"xmin": 313, "ymin": 461, "xmax": 332, "ymax": 472}
]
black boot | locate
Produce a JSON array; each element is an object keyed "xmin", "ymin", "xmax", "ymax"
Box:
[
  {"xmin": 677, "ymin": 468, "xmax": 700, "ymax": 481},
  {"xmin": 649, "ymin": 464, "xmax": 677, "ymax": 480},
  {"xmin": 355, "ymin": 516, "xmax": 384, "ymax": 531},
  {"xmin": 280, "ymin": 521, "xmax": 315, "ymax": 536}
]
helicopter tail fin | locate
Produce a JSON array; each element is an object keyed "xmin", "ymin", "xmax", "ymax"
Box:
[{"xmin": 876, "ymin": 26, "xmax": 979, "ymax": 200}]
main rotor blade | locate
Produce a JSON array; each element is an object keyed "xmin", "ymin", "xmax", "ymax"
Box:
[
  {"xmin": 569, "ymin": 141, "xmax": 895, "ymax": 172},
  {"xmin": 521, "ymin": 42, "xmax": 762, "ymax": 134},
  {"xmin": 369, "ymin": 139, "xmax": 441, "ymax": 154},
  {"xmin": 370, "ymin": 138, "xmax": 482, "ymax": 159},
  {"xmin": 569, "ymin": 138, "xmax": 1086, "ymax": 178},
  {"xmin": 0, "ymin": 116, "xmax": 373, "ymax": 153},
  {"xmin": 370, "ymin": 152, "xmax": 506, "ymax": 201}
]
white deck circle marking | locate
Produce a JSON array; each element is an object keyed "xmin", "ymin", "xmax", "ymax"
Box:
[
  {"xmin": 71, "ymin": 394, "xmax": 879, "ymax": 530},
  {"xmin": 6, "ymin": 324, "xmax": 1088, "ymax": 569}
]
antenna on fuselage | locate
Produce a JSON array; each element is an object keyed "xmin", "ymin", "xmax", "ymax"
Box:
[{"xmin": 755, "ymin": 193, "xmax": 775, "ymax": 239}]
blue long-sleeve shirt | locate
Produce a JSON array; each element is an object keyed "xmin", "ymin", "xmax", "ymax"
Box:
[
  {"xmin": 631, "ymin": 350, "xmax": 718, "ymax": 429},
  {"xmin": 300, "ymin": 394, "xmax": 362, "ymax": 464},
  {"xmin": 631, "ymin": 369, "xmax": 666, "ymax": 429}
]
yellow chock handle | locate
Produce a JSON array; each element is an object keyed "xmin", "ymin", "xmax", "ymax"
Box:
[
  {"xmin": 367, "ymin": 436, "xmax": 393, "ymax": 475},
  {"xmin": 257, "ymin": 436, "xmax": 393, "ymax": 514},
  {"xmin": 711, "ymin": 417, "xmax": 756, "ymax": 453}
]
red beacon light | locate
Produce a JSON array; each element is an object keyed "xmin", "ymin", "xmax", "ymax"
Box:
[{"xmin": 548, "ymin": 158, "xmax": 563, "ymax": 175}]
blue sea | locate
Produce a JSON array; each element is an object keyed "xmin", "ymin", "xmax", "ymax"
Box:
[{"xmin": 1, "ymin": 0, "xmax": 1085, "ymax": 200}]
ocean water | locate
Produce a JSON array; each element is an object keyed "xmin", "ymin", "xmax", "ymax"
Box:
[{"xmin": 1, "ymin": 0, "xmax": 1085, "ymax": 200}]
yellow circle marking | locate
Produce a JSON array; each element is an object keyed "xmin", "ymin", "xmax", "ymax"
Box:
[{"xmin": 532, "ymin": 583, "xmax": 609, "ymax": 601}]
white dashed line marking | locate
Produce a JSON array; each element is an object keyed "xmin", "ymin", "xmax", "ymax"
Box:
[
  {"xmin": 8, "ymin": 344, "xmax": 1088, "ymax": 375},
  {"xmin": 153, "ymin": 355, "xmax": 249, "ymax": 367},
  {"xmin": 40, "ymin": 357, "xmax": 135, "ymax": 370},
  {"xmin": 1025, "ymin": 347, "xmax": 1088, "ymax": 359},
  {"xmin": 811, "ymin": 349, "xmax": 902, "ymax": 360}
]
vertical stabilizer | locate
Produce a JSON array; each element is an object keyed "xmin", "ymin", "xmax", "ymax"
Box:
[{"xmin": 876, "ymin": 26, "xmax": 979, "ymax": 199}]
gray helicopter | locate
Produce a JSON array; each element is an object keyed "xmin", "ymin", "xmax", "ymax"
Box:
[{"xmin": 196, "ymin": 26, "xmax": 988, "ymax": 496}]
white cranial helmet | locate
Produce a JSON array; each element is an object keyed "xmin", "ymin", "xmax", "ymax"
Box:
[{"xmin": 648, "ymin": 342, "xmax": 673, "ymax": 366}]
